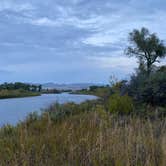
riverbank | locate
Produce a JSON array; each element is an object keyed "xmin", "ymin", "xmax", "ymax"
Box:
[
  {"xmin": 0, "ymin": 93, "xmax": 98, "ymax": 126},
  {"xmin": 0, "ymin": 101, "xmax": 165, "ymax": 165},
  {"xmin": 71, "ymin": 86, "xmax": 111, "ymax": 98},
  {"xmin": 0, "ymin": 89, "xmax": 41, "ymax": 99}
]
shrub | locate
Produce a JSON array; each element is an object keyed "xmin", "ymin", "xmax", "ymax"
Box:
[
  {"xmin": 128, "ymin": 65, "xmax": 166, "ymax": 106},
  {"xmin": 46, "ymin": 100, "xmax": 99, "ymax": 121},
  {"xmin": 107, "ymin": 94, "xmax": 134, "ymax": 115}
]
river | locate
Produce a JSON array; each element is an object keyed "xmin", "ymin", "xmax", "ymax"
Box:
[{"xmin": 0, "ymin": 93, "xmax": 97, "ymax": 126}]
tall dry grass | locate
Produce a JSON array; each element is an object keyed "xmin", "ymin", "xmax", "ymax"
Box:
[{"xmin": 0, "ymin": 107, "xmax": 165, "ymax": 166}]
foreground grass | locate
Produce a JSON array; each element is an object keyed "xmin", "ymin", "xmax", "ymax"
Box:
[
  {"xmin": 0, "ymin": 89, "xmax": 40, "ymax": 99},
  {"xmin": 0, "ymin": 102, "xmax": 165, "ymax": 166}
]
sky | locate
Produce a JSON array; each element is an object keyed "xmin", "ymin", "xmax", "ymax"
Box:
[{"xmin": 0, "ymin": 0, "xmax": 166, "ymax": 84}]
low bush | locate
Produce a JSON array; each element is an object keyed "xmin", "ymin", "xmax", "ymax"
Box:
[
  {"xmin": 128, "ymin": 65, "xmax": 166, "ymax": 106},
  {"xmin": 107, "ymin": 94, "xmax": 134, "ymax": 115}
]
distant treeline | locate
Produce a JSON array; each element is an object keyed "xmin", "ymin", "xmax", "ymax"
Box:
[
  {"xmin": 0, "ymin": 82, "xmax": 42, "ymax": 92},
  {"xmin": 42, "ymin": 88, "xmax": 72, "ymax": 94}
]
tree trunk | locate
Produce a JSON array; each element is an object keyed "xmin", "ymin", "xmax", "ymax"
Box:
[{"xmin": 147, "ymin": 61, "xmax": 151, "ymax": 76}]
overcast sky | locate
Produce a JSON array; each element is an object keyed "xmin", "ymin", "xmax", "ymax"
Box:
[{"xmin": 0, "ymin": 0, "xmax": 166, "ymax": 83}]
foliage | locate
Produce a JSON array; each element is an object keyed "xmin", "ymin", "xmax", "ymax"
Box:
[
  {"xmin": 0, "ymin": 89, "xmax": 40, "ymax": 99},
  {"xmin": 0, "ymin": 82, "xmax": 42, "ymax": 92},
  {"xmin": 47, "ymin": 100, "xmax": 100, "ymax": 121},
  {"xmin": 75, "ymin": 85, "xmax": 112, "ymax": 100},
  {"xmin": 109, "ymin": 75, "xmax": 118, "ymax": 87},
  {"xmin": 42, "ymin": 88, "xmax": 70, "ymax": 94},
  {"xmin": 0, "ymin": 105, "xmax": 165, "ymax": 165},
  {"xmin": 126, "ymin": 27, "xmax": 166, "ymax": 75},
  {"xmin": 0, "ymin": 82, "xmax": 42, "ymax": 99},
  {"xmin": 111, "ymin": 80, "xmax": 128, "ymax": 95},
  {"xmin": 107, "ymin": 94, "xmax": 134, "ymax": 115},
  {"xmin": 128, "ymin": 65, "xmax": 166, "ymax": 106}
]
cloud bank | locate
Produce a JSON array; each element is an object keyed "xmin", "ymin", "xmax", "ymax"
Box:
[{"xmin": 0, "ymin": 0, "xmax": 165, "ymax": 83}]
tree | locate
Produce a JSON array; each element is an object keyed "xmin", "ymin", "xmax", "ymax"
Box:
[
  {"xmin": 38, "ymin": 85, "xmax": 42, "ymax": 92},
  {"xmin": 126, "ymin": 28, "xmax": 166, "ymax": 75},
  {"xmin": 128, "ymin": 65, "xmax": 166, "ymax": 106}
]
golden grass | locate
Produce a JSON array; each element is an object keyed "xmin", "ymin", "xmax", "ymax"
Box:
[{"xmin": 0, "ymin": 108, "xmax": 165, "ymax": 166}]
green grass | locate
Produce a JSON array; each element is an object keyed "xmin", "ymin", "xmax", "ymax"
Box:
[
  {"xmin": 0, "ymin": 89, "xmax": 41, "ymax": 99},
  {"xmin": 0, "ymin": 102, "xmax": 165, "ymax": 166}
]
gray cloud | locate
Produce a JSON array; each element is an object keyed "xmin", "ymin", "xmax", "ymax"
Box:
[{"xmin": 0, "ymin": 0, "xmax": 165, "ymax": 83}]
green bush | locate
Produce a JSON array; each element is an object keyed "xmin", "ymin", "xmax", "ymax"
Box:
[
  {"xmin": 46, "ymin": 100, "xmax": 99, "ymax": 121},
  {"xmin": 128, "ymin": 65, "xmax": 166, "ymax": 106},
  {"xmin": 108, "ymin": 94, "xmax": 134, "ymax": 114}
]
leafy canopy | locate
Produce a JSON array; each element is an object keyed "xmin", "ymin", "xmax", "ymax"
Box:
[{"xmin": 126, "ymin": 28, "xmax": 166, "ymax": 74}]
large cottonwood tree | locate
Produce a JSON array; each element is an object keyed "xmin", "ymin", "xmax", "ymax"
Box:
[{"xmin": 126, "ymin": 28, "xmax": 166, "ymax": 75}]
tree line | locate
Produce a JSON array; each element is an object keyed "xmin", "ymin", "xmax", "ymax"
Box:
[{"xmin": 0, "ymin": 82, "xmax": 42, "ymax": 92}]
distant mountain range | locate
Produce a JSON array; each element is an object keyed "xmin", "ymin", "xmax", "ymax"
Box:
[{"xmin": 41, "ymin": 83, "xmax": 102, "ymax": 91}]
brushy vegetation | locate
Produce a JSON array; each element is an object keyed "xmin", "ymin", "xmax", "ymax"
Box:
[
  {"xmin": 0, "ymin": 82, "xmax": 41, "ymax": 99},
  {"xmin": 0, "ymin": 102, "xmax": 165, "ymax": 166},
  {"xmin": 73, "ymin": 85, "xmax": 112, "ymax": 99},
  {"xmin": 107, "ymin": 94, "xmax": 134, "ymax": 115},
  {"xmin": 0, "ymin": 89, "xmax": 40, "ymax": 99},
  {"xmin": 128, "ymin": 65, "xmax": 166, "ymax": 106},
  {"xmin": 0, "ymin": 82, "xmax": 42, "ymax": 92}
]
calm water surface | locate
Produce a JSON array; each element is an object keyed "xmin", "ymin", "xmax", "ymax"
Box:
[{"xmin": 0, "ymin": 93, "xmax": 97, "ymax": 126}]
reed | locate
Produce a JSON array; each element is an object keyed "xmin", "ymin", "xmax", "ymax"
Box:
[{"xmin": 0, "ymin": 105, "xmax": 165, "ymax": 166}]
